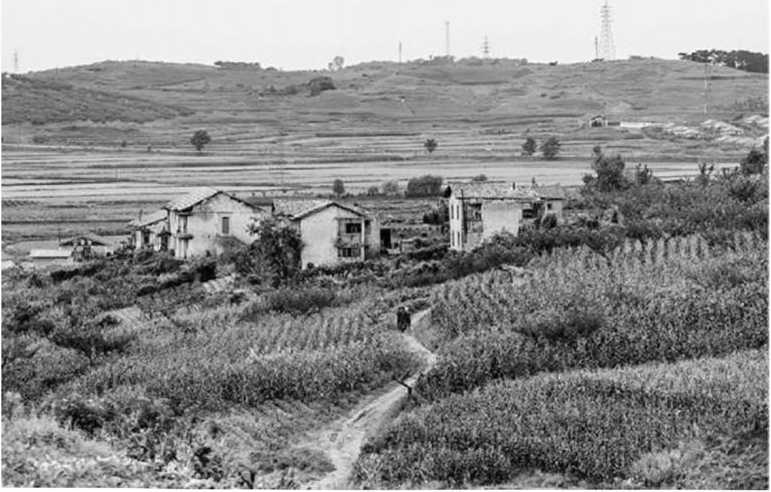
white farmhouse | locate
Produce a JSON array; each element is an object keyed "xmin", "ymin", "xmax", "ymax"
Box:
[
  {"xmin": 164, "ymin": 187, "xmax": 269, "ymax": 259},
  {"xmin": 447, "ymin": 182, "xmax": 566, "ymax": 252},
  {"xmin": 273, "ymin": 199, "xmax": 380, "ymax": 269}
]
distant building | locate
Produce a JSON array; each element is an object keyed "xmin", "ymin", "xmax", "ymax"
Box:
[
  {"xmin": 28, "ymin": 249, "xmax": 73, "ymax": 267},
  {"xmin": 446, "ymin": 182, "xmax": 566, "ymax": 252},
  {"xmin": 274, "ymin": 199, "xmax": 380, "ymax": 268},
  {"xmin": 59, "ymin": 234, "xmax": 114, "ymax": 260},
  {"xmin": 589, "ymin": 114, "xmax": 608, "ymax": 127},
  {"xmin": 164, "ymin": 187, "xmax": 269, "ymax": 259},
  {"xmin": 129, "ymin": 210, "xmax": 170, "ymax": 252}
]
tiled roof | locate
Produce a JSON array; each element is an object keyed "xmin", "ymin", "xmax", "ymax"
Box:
[
  {"xmin": 274, "ymin": 199, "xmax": 370, "ymax": 220},
  {"xmin": 449, "ymin": 182, "xmax": 537, "ymax": 199},
  {"xmin": 129, "ymin": 209, "xmax": 167, "ymax": 228},
  {"xmin": 164, "ymin": 187, "xmax": 221, "ymax": 211},
  {"xmin": 448, "ymin": 182, "xmax": 567, "ymax": 200},
  {"xmin": 59, "ymin": 233, "xmax": 111, "ymax": 247}
]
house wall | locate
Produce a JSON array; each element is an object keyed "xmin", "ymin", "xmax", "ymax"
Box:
[
  {"xmin": 544, "ymin": 199, "xmax": 564, "ymax": 222},
  {"xmin": 169, "ymin": 194, "xmax": 266, "ymax": 259},
  {"xmin": 448, "ymin": 195, "xmax": 464, "ymax": 252},
  {"xmin": 298, "ymin": 205, "xmax": 378, "ymax": 268},
  {"xmin": 481, "ymin": 201, "xmax": 522, "ymax": 244}
]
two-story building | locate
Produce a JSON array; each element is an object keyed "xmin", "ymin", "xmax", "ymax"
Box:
[
  {"xmin": 273, "ymin": 199, "xmax": 380, "ymax": 268},
  {"xmin": 164, "ymin": 187, "xmax": 270, "ymax": 259},
  {"xmin": 447, "ymin": 182, "xmax": 565, "ymax": 252}
]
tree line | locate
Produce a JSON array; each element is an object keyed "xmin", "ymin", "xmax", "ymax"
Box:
[{"xmin": 677, "ymin": 49, "xmax": 768, "ymax": 73}]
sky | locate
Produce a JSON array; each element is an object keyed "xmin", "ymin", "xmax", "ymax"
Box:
[{"xmin": 1, "ymin": 0, "xmax": 769, "ymax": 73}]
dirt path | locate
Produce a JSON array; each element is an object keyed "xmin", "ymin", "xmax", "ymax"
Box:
[{"xmin": 301, "ymin": 309, "xmax": 436, "ymax": 490}]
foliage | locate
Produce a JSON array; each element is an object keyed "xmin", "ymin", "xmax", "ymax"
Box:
[
  {"xmin": 677, "ymin": 49, "xmax": 769, "ymax": 73},
  {"xmin": 332, "ymin": 178, "xmax": 345, "ymax": 196},
  {"xmin": 405, "ymin": 175, "xmax": 443, "ymax": 197},
  {"xmin": 423, "ymin": 138, "xmax": 438, "ymax": 154},
  {"xmin": 308, "ymin": 76, "xmax": 336, "ymax": 96},
  {"xmin": 539, "ymin": 136, "xmax": 561, "ymax": 160},
  {"xmin": 422, "ymin": 201, "xmax": 448, "ymax": 225},
  {"xmin": 245, "ymin": 217, "xmax": 303, "ymax": 286},
  {"xmin": 583, "ymin": 148, "xmax": 630, "ymax": 192},
  {"xmin": 258, "ymin": 286, "xmax": 337, "ymax": 315},
  {"xmin": 471, "ymin": 174, "xmax": 488, "ymax": 182},
  {"xmin": 190, "ymin": 129, "xmax": 211, "ymax": 152},
  {"xmin": 521, "ymin": 136, "xmax": 537, "ymax": 156},
  {"xmin": 420, "ymin": 233, "xmax": 768, "ymax": 399},
  {"xmin": 381, "ymin": 180, "xmax": 401, "ymax": 196},
  {"xmin": 356, "ymin": 350, "xmax": 767, "ymax": 487},
  {"xmin": 740, "ymin": 140, "xmax": 768, "ymax": 175}
]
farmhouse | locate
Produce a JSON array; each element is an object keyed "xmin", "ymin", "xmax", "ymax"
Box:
[
  {"xmin": 164, "ymin": 187, "xmax": 269, "ymax": 259},
  {"xmin": 447, "ymin": 182, "xmax": 565, "ymax": 252},
  {"xmin": 273, "ymin": 199, "xmax": 380, "ymax": 268},
  {"xmin": 129, "ymin": 210, "xmax": 169, "ymax": 252},
  {"xmin": 59, "ymin": 233, "xmax": 114, "ymax": 260}
]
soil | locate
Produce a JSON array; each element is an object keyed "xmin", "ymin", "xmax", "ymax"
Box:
[{"xmin": 299, "ymin": 309, "xmax": 436, "ymax": 489}]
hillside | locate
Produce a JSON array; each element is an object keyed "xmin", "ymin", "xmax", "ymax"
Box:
[{"xmin": 1, "ymin": 73, "xmax": 194, "ymax": 125}]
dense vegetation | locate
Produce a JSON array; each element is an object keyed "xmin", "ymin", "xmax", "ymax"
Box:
[{"xmin": 678, "ymin": 49, "xmax": 769, "ymax": 73}]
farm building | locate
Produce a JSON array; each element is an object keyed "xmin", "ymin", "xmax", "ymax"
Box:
[
  {"xmin": 129, "ymin": 210, "xmax": 170, "ymax": 252},
  {"xmin": 59, "ymin": 234, "xmax": 115, "ymax": 260},
  {"xmin": 446, "ymin": 182, "xmax": 565, "ymax": 252},
  {"xmin": 164, "ymin": 187, "xmax": 270, "ymax": 259},
  {"xmin": 28, "ymin": 249, "xmax": 73, "ymax": 267},
  {"xmin": 274, "ymin": 199, "xmax": 380, "ymax": 269}
]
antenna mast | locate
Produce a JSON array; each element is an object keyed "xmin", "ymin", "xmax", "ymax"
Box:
[
  {"xmin": 599, "ymin": 1, "xmax": 616, "ymax": 60},
  {"xmin": 13, "ymin": 50, "xmax": 19, "ymax": 72},
  {"xmin": 482, "ymin": 35, "xmax": 490, "ymax": 58},
  {"xmin": 398, "ymin": 41, "xmax": 402, "ymax": 63},
  {"xmin": 594, "ymin": 36, "xmax": 599, "ymax": 59},
  {"xmin": 445, "ymin": 21, "xmax": 450, "ymax": 57}
]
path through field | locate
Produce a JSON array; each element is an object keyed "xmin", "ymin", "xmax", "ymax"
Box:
[{"xmin": 301, "ymin": 309, "xmax": 436, "ymax": 490}]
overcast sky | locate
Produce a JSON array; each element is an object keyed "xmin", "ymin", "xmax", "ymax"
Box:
[{"xmin": 2, "ymin": 0, "xmax": 768, "ymax": 72}]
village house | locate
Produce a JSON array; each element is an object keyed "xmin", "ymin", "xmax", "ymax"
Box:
[
  {"xmin": 446, "ymin": 182, "xmax": 566, "ymax": 252},
  {"xmin": 273, "ymin": 199, "xmax": 380, "ymax": 269},
  {"xmin": 129, "ymin": 210, "xmax": 169, "ymax": 252},
  {"xmin": 164, "ymin": 187, "xmax": 269, "ymax": 259},
  {"xmin": 59, "ymin": 234, "xmax": 115, "ymax": 260}
]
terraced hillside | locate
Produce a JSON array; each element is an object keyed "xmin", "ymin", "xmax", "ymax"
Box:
[{"xmin": 1, "ymin": 57, "xmax": 767, "ymax": 244}]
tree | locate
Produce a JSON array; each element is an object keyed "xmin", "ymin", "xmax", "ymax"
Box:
[
  {"xmin": 246, "ymin": 218, "xmax": 303, "ymax": 286},
  {"xmin": 540, "ymin": 137, "xmax": 561, "ymax": 160},
  {"xmin": 406, "ymin": 175, "xmax": 443, "ymax": 197},
  {"xmin": 739, "ymin": 140, "xmax": 768, "ymax": 175},
  {"xmin": 634, "ymin": 163, "xmax": 654, "ymax": 185},
  {"xmin": 586, "ymin": 150, "xmax": 630, "ymax": 192},
  {"xmin": 471, "ymin": 174, "xmax": 488, "ymax": 182},
  {"xmin": 424, "ymin": 138, "xmax": 438, "ymax": 155},
  {"xmin": 190, "ymin": 130, "xmax": 211, "ymax": 152},
  {"xmin": 696, "ymin": 161, "xmax": 715, "ymax": 187},
  {"xmin": 332, "ymin": 179, "xmax": 345, "ymax": 196},
  {"xmin": 382, "ymin": 180, "xmax": 400, "ymax": 196},
  {"xmin": 366, "ymin": 186, "xmax": 380, "ymax": 197},
  {"xmin": 522, "ymin": 137, "xmax": 537, "ymax": 156}
]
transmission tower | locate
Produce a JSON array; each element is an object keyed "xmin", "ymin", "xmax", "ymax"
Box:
[
  {"xmin": 598, "ymin": 1, "xmax": 616, "ymax": 60},
  {"xmin": 13, "ymin": 50, "xmax": 19, "ymax": 72},
  {"xmin": 482, "ymin": 36, "xmax": 491, "ymax": 58}
]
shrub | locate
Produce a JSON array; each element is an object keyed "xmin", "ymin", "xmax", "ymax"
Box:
[
  {"xmin": 260, "ymin": 287, "xmax": 337, "ymax": 315},
  {"xmin": 540, "ymin": 136, "xmax": 561, "ymax": 160},
  {"xmin": 406, "ymin": 175, "xmax": 443, "ymax": 197}
]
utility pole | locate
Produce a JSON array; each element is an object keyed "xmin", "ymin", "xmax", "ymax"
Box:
[
  {"xmin": 13, "ymin": 50, "xmax": 19, "ymax": 73},
  {"xmin": 445, "ymin": 21, "xmax": 450, "ymax": 57},
  {"xmin": 398, "ymin": 41, "xmax": 402, "ymax": 63},
  {"xmin": 594, "ymin": 36, "xmax": 599, "ymax": 59}
]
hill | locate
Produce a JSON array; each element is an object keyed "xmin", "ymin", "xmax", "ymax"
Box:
[{"xmin": 1, "ymin": 73, "xmax": 194, "ymax": 125}]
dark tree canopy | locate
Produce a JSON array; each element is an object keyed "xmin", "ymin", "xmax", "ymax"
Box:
[
  {"xmin": 522, "ymin": 137, "xmax": 537, "ymax": 156},
  {"xmin": 406, "ymin": 175, "xmax": 444, "ymax": 197},
  {"xmin": 190, "ymin": 130, "xmax": 211, "ymax": 152},
  {"xmin": 424, "ymin": 138, "xmax": 438, "ymax": 154},
  {"xmin": 332, "ymin": 178, "xmax": 345, "ymax": 196},
  {"xmin": 246, "ymin": 218, "xmax": 304, "ymax": 287},
  {"xmin": 677, "ymin": 49, "xmax": 769, "ymax": 73},
  {"xmin": 540, "ymin": 136, "xmax": 561, "ymax": 160}
]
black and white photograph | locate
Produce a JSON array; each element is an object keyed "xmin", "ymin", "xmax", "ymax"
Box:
[{"xmin": 1, "ymin": 0, "xmax": 769, "ymax": 488}]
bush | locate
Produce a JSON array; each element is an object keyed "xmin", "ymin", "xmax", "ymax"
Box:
[
  {"xmin": 260, "ymin": 287, "xmax": 337, "ymax": 315},
  {"xmin": 406, "ymin": 175, "xmax": 443, "ymax": 198},
  {"xmin": 540, "ymin": 136, "xmax": 561, "ymax": 160}
]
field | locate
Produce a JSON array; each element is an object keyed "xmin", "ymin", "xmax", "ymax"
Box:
[
  {"xmin": 2, "ymin": 57, "xmax": 767, "ymax": 247},
  {"xmin": 1, "ymin": 55, "xmax": 768, "ymax": 488}
]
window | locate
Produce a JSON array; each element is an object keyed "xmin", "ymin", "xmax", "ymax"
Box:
[
  {"xmin": 450, "ymin": 203, "xmax": 454, "ymax": 220},
  {"xmin": 338, "ymin": 247, "xmax": 358, "ymax": 258},
  {"xmin": 345, "ymin": 222, "xmax": 362, "ymax": 234},
  {"xmin": 522, "ymin": 208, "xmax": 537, "ymax": 219},
  {"xmin": 221, "ymin": 216, "xmax": 230, "ymax": 235},
  {"xmin": 547, "ymin": 203, "xmax": 553, "ymax": 210}
]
